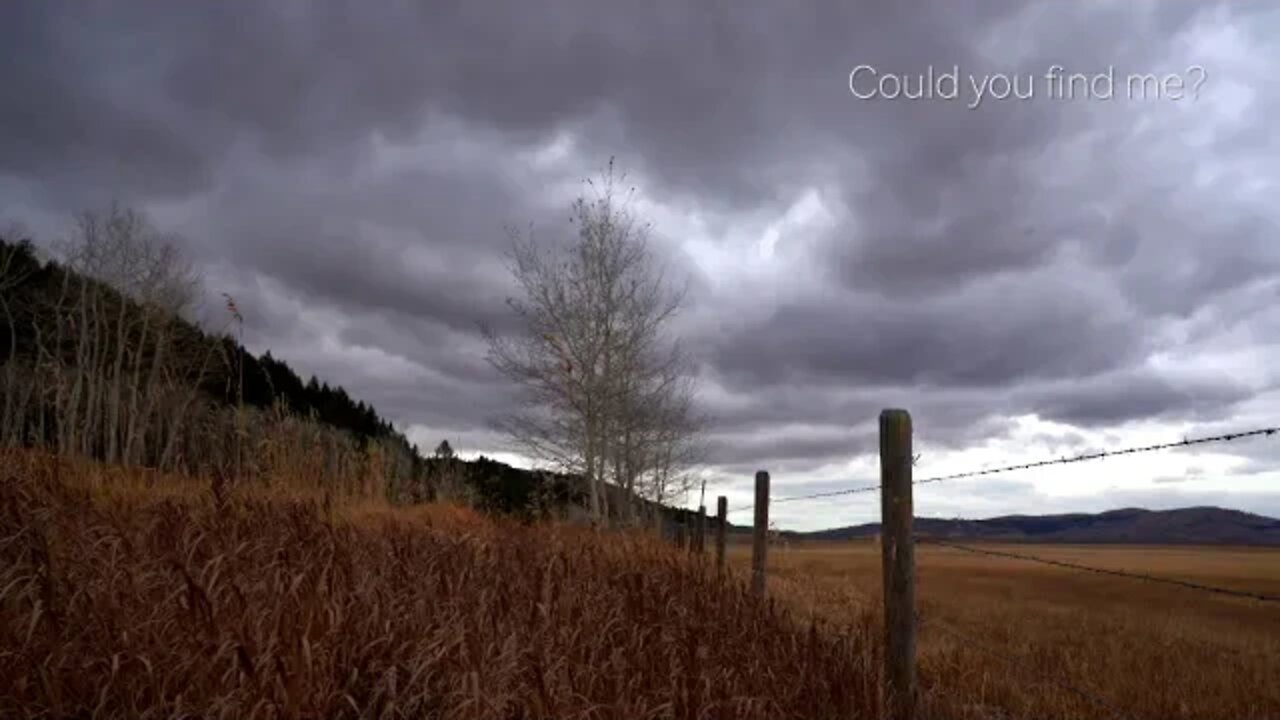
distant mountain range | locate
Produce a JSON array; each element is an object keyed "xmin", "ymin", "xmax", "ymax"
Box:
[{"xmin": 770, "ymin": 507, "xmax": 1280, "ymax": 546}]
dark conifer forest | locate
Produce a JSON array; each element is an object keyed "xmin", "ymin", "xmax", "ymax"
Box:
[{"xmin": 0, "ymin": 231, "xmax": 601, "ymax": 520}]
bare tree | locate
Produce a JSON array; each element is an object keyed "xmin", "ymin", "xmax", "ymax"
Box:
[
  {"xmin": 614, "ymin": 343, "xmax": 706, "ymax": 515},
  {"xmin": 428, "ymin": 439, "xmax": 472, "ymax": 504},
  {"xmin": 6, "ymin": 205, "xmax": 212, "ymax": 469},
  {"xmin": 484, "ymin": 159, "xmax": 703, "ymax": 524},
  {"xmin": 2, "ymin": 207, "xmax": 432, "ymax": 501},
  {"xmin": 66, "ymin": 206, "xmax": 203, "ymax": 467}
]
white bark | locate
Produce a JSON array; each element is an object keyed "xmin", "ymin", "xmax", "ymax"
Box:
[{"xmin": 484, "ymin": 160, "xmax": 704, "ymax": 523}]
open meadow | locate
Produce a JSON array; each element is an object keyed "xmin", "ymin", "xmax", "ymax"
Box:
[
  {"xmin": 0, "ymin": 452, "xmax": 881, "ymax": 720},
  {"xmin": 5, "ymin": 448, "xmax": 1280, "ymax": 719},
  {"xmin": 731, "ymin": 540, "xmax": 1280, "ymax": 719}
]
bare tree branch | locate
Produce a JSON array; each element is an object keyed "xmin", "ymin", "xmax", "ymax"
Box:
[{"xmin": 484, "ymin": 159, "xmax": 704, "ymax": 524}]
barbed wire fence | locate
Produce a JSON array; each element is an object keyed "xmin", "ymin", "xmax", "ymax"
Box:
[
  {"xmin": 917, "ymin": 538, "xmax": 1280, "ymax": 603},
  {"xmin": 678, "ymin": 416, "xmax": 1280, "ymax": 720},
  {"xmin": 727, "ymin": 426, "xmax": 1280, "ymax": 515}
]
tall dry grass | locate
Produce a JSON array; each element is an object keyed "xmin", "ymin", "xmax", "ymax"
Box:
[
  {"xmin": 740, "ymin": 541, "xmax": 1280, "ymax": 720},
  {"xmin": 1, "ymin": 453, "xmax": 881, "ymax": 719}
]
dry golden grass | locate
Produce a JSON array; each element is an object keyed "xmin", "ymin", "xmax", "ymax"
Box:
[
  {"xmin": 736, "ymin": 540, "xmax": 1280, "ymax": 719},
  {"xmin": 1, "ymin": 453, "xmax": 883, "ymax": 719},
  {"xmin": 10, "ymin": 445, "xmax": 1277, "ymax": 719}
]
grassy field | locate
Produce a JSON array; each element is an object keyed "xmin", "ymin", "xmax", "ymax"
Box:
[
  {"xmin": 6, "ymin": 448, "xmax": 1279, "ymax": 719},
  {"xmin": 732, "ymin": 540, "xmax": 1280, "ymax": 719},
  {"xmin": 0, "ymin": 452, "xmax": 882, "ymax": 719}
]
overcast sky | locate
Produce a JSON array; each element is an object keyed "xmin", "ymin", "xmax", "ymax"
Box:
[{"xmin": 4, "ymin": 2, "xmax": 1280, "ymax": 530}]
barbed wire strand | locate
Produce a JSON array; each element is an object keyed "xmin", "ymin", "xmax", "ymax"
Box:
[
  {"xmin": 726, "ymin": 425, "xmax": 1280, "ymax": 515},
  {"xmin": 923, "ymin": 615, "xmax": 1134, "ymax": 720},
  {"xmin": 914, "ymin": 426, "xmax": 1280, "ymax": 486},
  {"xmin": 919, "ymin": 538, "xmax": 1280, "ymax": 604},
  {"xmin": 726, "ymin": 482, "xmax": 880, "ymax": 513}
]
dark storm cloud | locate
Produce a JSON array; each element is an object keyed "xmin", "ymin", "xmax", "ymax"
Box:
[
  {"xmin": 0, "ymin": 4, "xmax": 215, "ymax": 205},
  {"xmin": 2, "ymin": 2, "xmax": 1201, "ymax": 204},
  {"xmin": 168, "ymin": 135, "xmax": 555, "ymax": 335},
  {"xmin": 3, "ymin": 0, "xmax": 1279, "ymax": 519},
  {"xmin": 337, "ymin": 314, "xmax": 496, "ymax": 388},
  {"xmin": 710, "ymin": 267, "xmax": 1145, "ymax": 390},
  {"xmin": 1023, "ymin": 370, "xmax": 1255, "ymax": 426},
  {"xmin": 236, "ymin": 226, "xmax": 510, "ymax": 336},
  {"xmin": 704, "ymin": 427, "xmax": 877, "ymax": 472}
]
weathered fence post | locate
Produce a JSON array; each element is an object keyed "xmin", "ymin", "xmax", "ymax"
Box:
[
  {"xmin": 694, "ymin": 504, "xmax": 707, "ymax": 554},
  {"xmin": 715, "ymin": 495, "xmax": 728, "ymax": 573},
  {"xmin": 751, "ymin": 470, "xmax": 769, "ymax": 598},
  {"xmin": 676, "ymin": 517, "xmax": 687, "ymax": 550},
  {"xmin": 880, "ymin": 409, "xmax": 916, "ymax": 720}
]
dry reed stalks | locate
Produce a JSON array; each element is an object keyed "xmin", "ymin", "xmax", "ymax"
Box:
[{"xmin": 1, "ymin": 454, "xmax": 880, "ymax": 719}]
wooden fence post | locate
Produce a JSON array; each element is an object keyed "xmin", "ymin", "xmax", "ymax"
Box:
[
  {"xmin": 694, "ymin": 505, "xmax": 706, "ymax": 554},
  {"xmin": 687, "ymin": 513, "xmax": 696, "ymax": 555},
  {"xmin": 716, "ymin": 495, "xmax": 728, "ymax": 573},
  {"xmin": 751, "ymin": 470, "xmax": 769, "ymax": 598},
  {"xmin": 676, "ymin": 517, "xmax": 687, "ymax": 550},
  {"xmin": 879, "ymin": 409, "xmax": 916, "ymax": 720}
]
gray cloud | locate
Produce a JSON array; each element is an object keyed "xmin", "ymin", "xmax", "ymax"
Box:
[
  {"xmin": 1023, "ymin": 369, "xmax": 1254, "ymax": 426},
  {"xmin": 710, "ymin": 264, "xmax": 1146, "ymax": 391},
  {"xmin": 706, "ymin": 427, "xmax": 877, "ymax": 474},
  {"xmin": 4, "ymin": 1, "xmax": 1280, "ymax": 526}
]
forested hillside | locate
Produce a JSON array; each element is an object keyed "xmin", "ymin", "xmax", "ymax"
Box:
[{"xmin": 0, "ymin": 212, "xmax": 602, "ymax": 519}]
